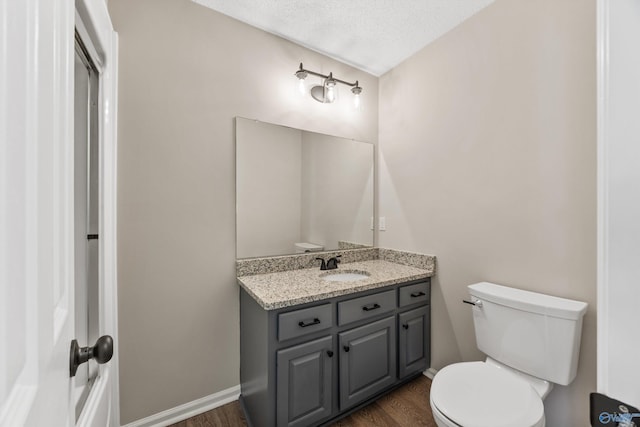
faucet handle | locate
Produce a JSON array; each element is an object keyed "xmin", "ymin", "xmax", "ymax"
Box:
[
  {"xmin": 326, "ymin": 255, "xmax": 341, "ymax": 270},
  {"xmin": 316, "ymin": 257, "xmax": 327, "ymax": 270}
]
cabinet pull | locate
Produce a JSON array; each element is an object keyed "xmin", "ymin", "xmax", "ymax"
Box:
[
  {"xmin": 326, "ymin": 350, "xmax": 334, "ymax": 357},
  {"xmin": 298, "ymin": 318, "xmax": 321, "ymax": 328},
  {"xmin": 410, "ymin": 291, "xmax": 426, "ymax": 298},
  {"xmin": 402, "ymin": 324, "xmax": 409, "ymax": 330},
  {"xmin": 343, "ymin": 345, "xmax": 350, "ymax": 352},
  {"xmin": 362, "ymin": 303, "xmax": 381, "ymax": 312}
]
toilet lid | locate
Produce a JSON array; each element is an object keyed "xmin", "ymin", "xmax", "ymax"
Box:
[{"xmin": 431, "ymin": 362, "xmax": 544, "ymax": 427}]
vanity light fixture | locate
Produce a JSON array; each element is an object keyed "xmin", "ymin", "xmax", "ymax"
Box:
[{"xmin": 295, "ymin": 63, "xmax": 363, "ymax": 109}]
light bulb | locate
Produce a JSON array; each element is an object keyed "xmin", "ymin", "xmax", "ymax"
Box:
[
  {"xmin": 351, "ymin": 84, "xmax": 362, "ymax": 111},
  {"xmin": 326, "ymin": 85, "xmax": 335, "ymax": 103},
  {"xmin": 294, "ymin": 66, "xmax": 308, "ymax": 98},
  {"xmin": 324, "ymin": 74, "xmax": 337, "ymax": 103}
]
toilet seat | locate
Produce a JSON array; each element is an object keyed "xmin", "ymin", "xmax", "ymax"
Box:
[{"xmin": 430, "ymin": 362, "xmax": 545, "ymax": 427}]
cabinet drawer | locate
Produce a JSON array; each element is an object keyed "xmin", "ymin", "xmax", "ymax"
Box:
[
  {"xmin": 399, "ymin": 282, "xmax": 430, "ymax": 307},
  {"xmin": 338, "ymin": 290, "xmax": 396, "ymax": 326},
  {"xmin": 278, "ymin": 303, "xmax": 333, "ymax": 342}
]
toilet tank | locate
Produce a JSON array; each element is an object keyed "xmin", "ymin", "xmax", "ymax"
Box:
[
  {"xmin": 293, "ymin": 242, "xmax": 324, "ymax": 253},
  {"xmin": 468, "ymin": 282, "xmax": 588, "ymax": 386}
]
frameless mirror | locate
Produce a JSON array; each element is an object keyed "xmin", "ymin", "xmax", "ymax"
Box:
[{"xmin": 236, "ymin": 117, "xmax": 374, "ymax": 259}]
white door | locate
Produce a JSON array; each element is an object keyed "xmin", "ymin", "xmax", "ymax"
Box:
[
  {"xmin": 0, "ymin": 0, "xmax": 119, "ymax": 426},
  {"xmin": 597, "ymin": 0, "xmax": 640, "ymax": 408}
]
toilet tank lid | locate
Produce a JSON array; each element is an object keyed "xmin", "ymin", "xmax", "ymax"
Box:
[
  {"xmin": 468, "ymin": 282, "xmax": 588, "ymax": 320},
  {"xmin": 294, "ymin": 242, "xmax": 323, "ymax": 250}
]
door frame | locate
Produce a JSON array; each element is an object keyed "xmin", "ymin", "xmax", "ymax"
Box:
[
  {"xmin": 74, "ymin": 1, "xmax": 120, "ymax": 425},
  {"xmin": 596, "ymin": 0, "xmax": 640, "ymax": 407}
]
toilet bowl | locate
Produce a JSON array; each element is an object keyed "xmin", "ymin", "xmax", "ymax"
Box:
[
  {"xmin": 430, "ymin": 360, "xmax": 546, "ymax": 427},
  {"xmin": 429, "ymin": 282, "xmax": 587, "ymax": 427}
]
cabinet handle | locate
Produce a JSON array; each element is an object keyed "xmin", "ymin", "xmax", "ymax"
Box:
[
  {"xmin": 298, "ymin": 318, "xmax": 321, "ymax": 328},
  {"xmin": 326, "ymin": 350, "xmax": 334, "ymax": 357},
  {"xmin": 402, "ymin": 324, "xmax": 409, "ymax": 330},
  {"xmin": 362, "ymin": 303, "xmax": 381, "ymax": 312},
  {"xmin": 410, "ymin": 291, "xmax": 426, "ymax": 298},
  {"xmin": 343, "ymin": 345, "xmax": 350, "ymax": 352}
]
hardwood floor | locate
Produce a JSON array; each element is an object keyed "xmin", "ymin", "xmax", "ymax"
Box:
[
  {"xmin": 169, "ymin": 401, "xmax": 247, "ymax": 427},
  {"xmin": 169, "ymin": 375, "xmax": 437, "ymax": 427},
  {"xmin": 332, "ymin": 375, "xmax": 437, "ymax": 427}
]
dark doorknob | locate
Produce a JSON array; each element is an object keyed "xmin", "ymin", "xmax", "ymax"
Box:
[{"xmin": 70, "ymin": 335, "xmax": 114, "ymax": 377}]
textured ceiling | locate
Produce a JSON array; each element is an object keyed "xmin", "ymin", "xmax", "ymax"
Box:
[{"xmin": 192, "ymin": 0, "xmax": 495, "ymax": 76}]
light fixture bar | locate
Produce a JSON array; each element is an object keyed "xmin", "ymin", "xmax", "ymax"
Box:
[
  {"xmin": 295, "ymin": 63, "xmax": 363, "ymax": 107},
  {"xmin": 295, "ymin": 63, "xmax": 360, "ymax": 89}
]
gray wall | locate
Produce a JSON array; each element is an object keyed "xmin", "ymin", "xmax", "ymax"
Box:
[
  {"xmin": 378, "ymin": 0, "xmax": 596, "ymax": 425},
  {"xmin": 108, "ymin": 0, "xmax": 379, "ymax": 423}
]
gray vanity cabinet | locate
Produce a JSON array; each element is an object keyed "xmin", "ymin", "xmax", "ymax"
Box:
[
  {"xmin": 276, "ymin": 336, "xmax": 333, "ymax": 427},
  {"xmin": 239, "ymin": 278, "xmax": 431, "ymax": 427},
  {"xmin": 338, "ymin": 316, "xmax": 396, "ymax": 410}
]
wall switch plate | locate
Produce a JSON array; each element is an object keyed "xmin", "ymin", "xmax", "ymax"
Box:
[
  {"xmin": 370, "ymin": 217, "xmax": 374, "ymax": 230},
  {"xmin": 379, "ymin": 217, "xmax": 386, "ymax": 231}
]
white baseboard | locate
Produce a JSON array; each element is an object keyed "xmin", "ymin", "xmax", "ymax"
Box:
[
  {"xmin": 122, "ymin": 384, "xmax": 241, "ymax": 427},
  {"xmin": 423, "ymin": 368, "xmax": 438, "ymax": 379}
]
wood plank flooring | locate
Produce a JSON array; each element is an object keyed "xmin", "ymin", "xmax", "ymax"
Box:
[{"xmin": 169, "ymin": 375, "xmax": 437, "ymax": 427}]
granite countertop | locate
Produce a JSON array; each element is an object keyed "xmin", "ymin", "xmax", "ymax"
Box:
[{"xmin": 238, "ymin": 259, "xmax": 434, "ymax": 310}]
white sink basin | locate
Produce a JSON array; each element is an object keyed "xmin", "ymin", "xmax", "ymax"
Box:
[{"xmin": 320, "ymin": 271, "xmax": 370, "ymax": 282}]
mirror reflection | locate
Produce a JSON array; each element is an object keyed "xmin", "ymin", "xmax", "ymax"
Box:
[{"xmin": 236, "ymin": 117, "xmax": 374, "ymax": 259}]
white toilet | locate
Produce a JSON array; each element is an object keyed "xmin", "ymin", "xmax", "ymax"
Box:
[{"xmin": 430, "ymin": 282, "xmax": 588, "ymax": 427}]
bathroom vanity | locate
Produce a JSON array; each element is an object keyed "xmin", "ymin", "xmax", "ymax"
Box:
[{"xmin": 238, "ymin": 254, "xmax": 434, "ymax": 427}]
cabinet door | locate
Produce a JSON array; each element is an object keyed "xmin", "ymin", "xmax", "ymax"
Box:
[
  {"xmin": 276, "ymin": 335, "xmax": 333, "ymax": 427},
  {"xmin": 339, "ymin": 316, "xmax": 396, "ymax": 410},
  {"xmin": 398, "ymin": 306, "xmax": 430, "ymax": 378}
]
